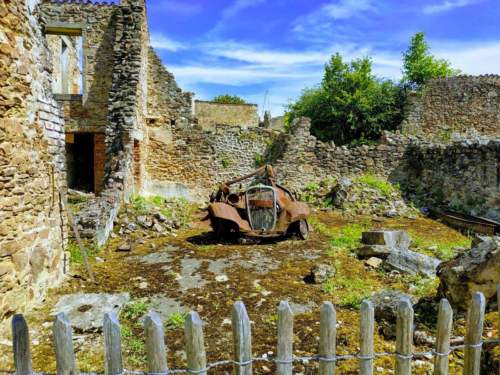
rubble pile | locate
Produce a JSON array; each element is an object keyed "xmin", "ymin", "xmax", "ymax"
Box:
[{"xmin": 302, "ymin": 176, "xmax": 418, "ymax": 218}]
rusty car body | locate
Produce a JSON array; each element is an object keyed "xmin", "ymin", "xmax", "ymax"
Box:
[{"xmin": 207, "ymin": 165, "xmax": 311, "ymax": 240}]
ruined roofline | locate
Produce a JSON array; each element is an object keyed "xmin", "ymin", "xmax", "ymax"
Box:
[
  {"xmin": 429, "ymin": 74, "xmax": 500, "ymax": 82},
  {"xmin": 42, "ymin": 0, "xmax": 118, "ymax": 6},
  {"xmin": 195, "ymin": 99, "xmax": 258, "ymax": 107}
]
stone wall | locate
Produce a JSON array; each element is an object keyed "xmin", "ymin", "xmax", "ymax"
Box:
[
  {"xmin": 1, "ymin": 0, "xmax": 67, "ymax": 321},
  {"xmin": 404, "ymin": 140, "xmax": 500, "ymax": 220},
  {"xmin": 144, "ymin": 124, "xmax": 277, "ymax": 199},
  {"xmin": 275, "ymin": 118, "xmax": 499, "ymax": 221},
  {"xmin": 41, "ymin": 0, "xmax": 118, "ymax": 129},
  {"xmin": 147, "ymin": 48, "xmax": 192, "ymax": 127},
  {"xmin": 194, "ymin": 100, "xmax": 259, "ymax": 131},
  {"xmin": 75, "ymin": 0, "xmax": 149, "ymax": 245},
  {"xmin": 274, "ymin": 118, "xmax": 410, "ymax": 190},
  {"xmin": 402, "ymin": 75, "xmax": 500, "ymax": 139}
]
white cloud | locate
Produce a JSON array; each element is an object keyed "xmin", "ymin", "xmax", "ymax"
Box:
[
  {"xmin": 293, "ymin": 0, "xmax": 375, "ymax": 43},
  {"xmin": 204, "ymin": 41, "xmax": 331, "ymax": 66},
  {"xmin": 423, "ymin": 0, "xmax": 482, "ymax": 14},
  {"xmin": 168, "ymin": 64, "xmax": 314, "ymax": 86},
  {"xmin": 433, "ymin": 41, "xmax": 500, "ymax": 74},
  {"xmin": 210, "ymin": 0, "xmax": 267, "ymax": 35},
  {"xmin": 150, "ymin": 33, "xmax": 186, "ymax": 52}
]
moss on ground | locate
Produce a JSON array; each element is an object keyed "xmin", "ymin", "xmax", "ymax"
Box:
[{"xmin": 0, "ymin": 209, "xmax": 495, "ymax": 375}]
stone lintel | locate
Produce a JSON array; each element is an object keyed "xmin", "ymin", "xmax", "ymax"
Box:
[
  {"xmin": 45, "ymin": 23, "xmax": 84, "ymax": 36},
  {"xmin": 66, "ymin": 125, "xmax": 106, "ymax": 134},
  {"xmin": 54, "ymin": 94, "xmax": 83, "ymax": 102}
]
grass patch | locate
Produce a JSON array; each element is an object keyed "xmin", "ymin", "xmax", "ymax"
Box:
[
  {"xmin": 409, "ymin": 232, "xmax": 471, "ymax": 260},
  {"xmin": 120, "ymin": 325, "xmax": 146, "ymax": 366},
  {"xmin": 329, "ymin": 223, "xmax": 367, "ymax": 251},
  {"xmin": 407, "ymin": 275, "xmax": 440, "ymax": 298},
  {"xmin": 67, "ymin": 240, "xmax": 98, "ymax": 265},
  {"xmin": 355, "ymin": 174, "xmax": 396, "ymax": 198},
  {"xmin": 129, "ymin": 195, "xmax": 196, "ymax": 228},
  {"xmin": 165, "ymin": 312, "xmax": 187, "ymax": 330},
  {"xmin": 122, "ymin": 300, "xmax": 150, "ymax": 320},
  {"xmin": 323, "ymin": 275, "xmax": 372, "ymax": 309},
  {"xmin": 263, "ymin": 314, "xmax": 278, "ymax": 325}
]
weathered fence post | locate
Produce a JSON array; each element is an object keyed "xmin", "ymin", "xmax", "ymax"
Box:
[
  {"xmin": 144, "ymin": 310, "xmax": 168, "ymax": 374},
  {"xmin": 104, "ymin": 312, "xmax": 123, "ymax": 375},
  {"xmin": 319, "ymin": 301, "xmax": 336, "ymax": 375},
  {"xmin": 232, "ymin": 301, "xmax": 252, "ymax": 375},
  {"xmin": 277, "ymin": 301, "xmax": 293, "ymax": 375},
  {"xmin": 12, "ymin": 314, "xmax": 32, "ymax": 375},
  {"xmin": 185, "ymin": 311, "xmax": 207, "ymax": 375},
  {"xmin": 463, "ymin": 292, "xmax": 485, "ymax": 375},
  {"xmin": 359, "ymin": 300, "xmax": 374, "ymax": 375},
  {"xmin": 395, "ymin": 298, "xmax": 413, "ymax": 375},
  {"xmin": 433, "ymin": 299, "xmax": 453, "ymax": 375},
  {"xmin": 53, "ymin": 312, "xmax": 78, "ymax": 375}
]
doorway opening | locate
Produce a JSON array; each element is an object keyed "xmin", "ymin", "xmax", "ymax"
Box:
[{"xmin": 66, "ymin": 133, "xmax": 94, "ymax": 192}]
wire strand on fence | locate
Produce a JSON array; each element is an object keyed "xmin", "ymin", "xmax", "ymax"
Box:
[{"xmin": 2, "ymin": 339, "xmax": 498, "ymax": 375}]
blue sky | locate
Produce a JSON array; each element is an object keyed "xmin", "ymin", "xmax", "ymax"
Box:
[{"xmin": 146, "ymin": 0, "xmax": 500, "ymax": 116}]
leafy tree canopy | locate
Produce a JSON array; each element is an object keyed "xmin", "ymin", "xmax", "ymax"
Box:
[
  {"xmin": 402, "ymin": 32, "xmax": 459, "ymax": 88},
  {"xmin": 212, "ymin": 94, "xmax": 247, "ymax": 105},
  {"xmin": 286, "ymin": 53, "xmax": 404, "ymax": 146}
]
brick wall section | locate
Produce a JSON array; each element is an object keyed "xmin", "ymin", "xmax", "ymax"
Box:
[
  {"xmin": 194, "ymin": 100, "xmax": 260, "ymax": 131},
  {"xmin": 1, "ymin": 0, "xmax": 67, "ymax": 322},
  {"xmin": 401, "ymin": 75, "xmax": 500, "ymax": 139}
]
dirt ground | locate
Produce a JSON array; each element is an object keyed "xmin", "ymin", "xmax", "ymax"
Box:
[{"xmin": 0, "ymin": 208, "xmax": 498, "ymax": 374}]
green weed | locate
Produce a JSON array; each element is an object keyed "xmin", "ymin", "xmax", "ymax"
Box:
[
  {"xmin": 264, "ymin": 314, "xmax": 278, "ymax": 324},
  {"xmin": 122, "ymin": 300, "xmax": 150, "ymax": 321},
  {"xmin": 323, "ymin": 275, "xmax": 372, "ymax": 309},
  {"xmin": 407, "ymin": 275, "xmax": 440, "ymax": 298},
  {"xmin": 67, "ymin": 240, "xmax": 98, "ymax": 265},
  {"xmin": 356, "ymin": 174, "xmax": 395, "ymax": 197},
  {"xmin": 165, "ymin": 312, "xmax": 187, "ymax": 329},
  {"xmin": 410, "ymin": 232, "xmax": 470, "ymax": 261},
  {"xmin": 329, "ymin": 223, "xmax": 367, "ymax": 250},
  {"xmin": 120, "ymin": 325, "xmax": 146, "ymax": 365}
]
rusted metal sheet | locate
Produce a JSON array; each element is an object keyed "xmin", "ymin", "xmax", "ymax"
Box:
[{"xmin": 430, "ymin": 207, "xmax": 500, "ymax": 235}]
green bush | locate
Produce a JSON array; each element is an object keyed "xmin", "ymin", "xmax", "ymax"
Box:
[
  {"xmin": 356, "ymin": 174, "xmax": 395, "ymax": 197},
  {"xmin": 212, "ymin": 94, "xmax": 246, "ymax": 105},
  {"xmin": 286, "ymin": 53, "xmax": 404, "ymax": 146}
]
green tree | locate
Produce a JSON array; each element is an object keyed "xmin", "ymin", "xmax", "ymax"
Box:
[
  {"xmin": 212, "ymin": 94, "xmax": 247, "ymax": 104},
  {"xmin": 286, "ymin": 53, "xmax": 404, "ymax": 145},
  {"xmin": 402, "ymin": 32, "xmax": 458, "ymax": 87}
]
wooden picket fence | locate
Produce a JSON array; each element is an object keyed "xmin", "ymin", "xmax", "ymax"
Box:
[{"xmin": 10, "ymin": 286, "xmax": 500, "ymax": 375}]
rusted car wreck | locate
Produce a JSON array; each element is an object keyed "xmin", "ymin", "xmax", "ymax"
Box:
[{"xmin": 207, "ymin": 165, "xmax": 310, "ymax": 240}]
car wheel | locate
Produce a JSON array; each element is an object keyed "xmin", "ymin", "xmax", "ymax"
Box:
[
  {"xmin": 212, "ymin": 218, "xmax": 225, "ymax": 240},
  {"xmin": 297, "ymin": 219, "xmax": 309, "ymax": 240},
  {"xmin": 289, "ymin": 219, "xmax": 309, "ymax": 240}
]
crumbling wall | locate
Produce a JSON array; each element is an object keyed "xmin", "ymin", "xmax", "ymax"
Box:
[
  {"xmin": 401, "ymin": 75, "xmax": 500, "ymax": 139},
  {"xmin": 144, "ymin": 124, "xmax": 277, "ymax": 199},
  {"xmin": 194, "ymin": 100, "xmax": 260, "ymax": 131},
  {"xmin": 41, "ymin": 0, "xmax": 118, "ymax": 129},
  {"xmin": 274, "ymin": 118, "xmax": 499, "ymax": 220},
  {"xmin": 274, "ymin": 118, "xmax": 410, "ymax": 190},
  {"xmin": 147, "ymin": 48, "xmax": 193, "ymax": 126},
  {"xmin": 75, "ymin": 0, "xmax": 149, "ymax": 245},
  {"xmin": 0, "ymin": 0, "xmax": 67, "ymax": 321},
  {"xmin": 404, "ymin": 140, "xmax": 500, "ymax": 220}
]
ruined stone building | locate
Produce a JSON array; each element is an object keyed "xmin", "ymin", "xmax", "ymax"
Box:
[
  {"xmin": 1, "ymin": 0, "xmax": 499, "ymax": 323},
  {"xmin": 0, "ymin": 0, "xmax": 192, "ymax": 322}
]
